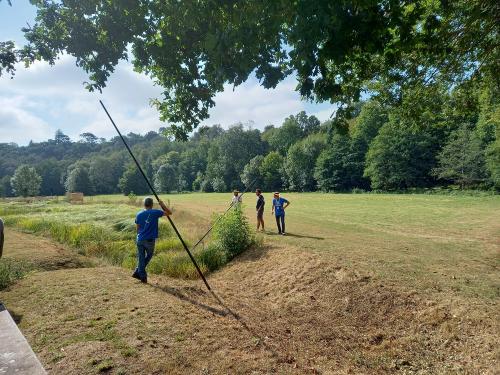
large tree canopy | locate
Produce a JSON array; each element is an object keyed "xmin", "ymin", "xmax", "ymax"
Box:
[{"xmin": 1, "ymin": 0, "xmax": 498, "ymax": 139}]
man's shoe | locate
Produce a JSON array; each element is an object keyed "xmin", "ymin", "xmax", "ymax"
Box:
[
  {"xmin": 281, "ymin": 232, "xmax": 286, "ymax": 236},
  {"xmin": 132, "ymin": 271, "xmax": 140, "ymax": 280},
  {"xmin": 140, "ymin": 276, "xmax": 147, "ymax": 284}
]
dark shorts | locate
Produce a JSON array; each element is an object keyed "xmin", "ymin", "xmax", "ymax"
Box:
[{"xmin": 257, "ymin": 209, "xmax": 264, "ymax": 219}]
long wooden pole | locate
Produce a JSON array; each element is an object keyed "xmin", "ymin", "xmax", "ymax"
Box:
[{"xmin": 99, "ymin": 100, "xmax": 211, "ymax": 291}]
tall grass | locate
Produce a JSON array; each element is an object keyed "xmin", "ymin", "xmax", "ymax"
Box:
[
  {"xmin": 0, "ymin": 259, "xmax": 32, "ymax": 290},
  {"xmin": 0, "ymin": 200, "xmax": 256, "ymax": 279}
]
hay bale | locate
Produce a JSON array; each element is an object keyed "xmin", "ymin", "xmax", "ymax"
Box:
[{"xmin": 66, "ymin": 192, "xmax": 84, "ymax": 204}]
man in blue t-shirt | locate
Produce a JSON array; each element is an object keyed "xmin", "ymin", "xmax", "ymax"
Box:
[
  {"xmin": 271, "ymin": 192, "xmax": 290, "ymax": 235},
  {"xmin": 133, "ymin": 197, "xmax": 172, "ymax": 283}
]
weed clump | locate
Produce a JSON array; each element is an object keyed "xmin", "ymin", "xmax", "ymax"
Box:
[{"xmin": 0, "ymin": 259, "xmax": 32, "ymax": 290}]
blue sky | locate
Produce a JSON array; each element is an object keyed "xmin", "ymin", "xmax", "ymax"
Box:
[{"xmin": 0, "ymin": 1, "xmax": 334, "ymax": 145}]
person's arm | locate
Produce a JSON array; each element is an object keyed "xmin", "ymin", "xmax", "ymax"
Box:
[
  {"xmin": 283, "ymin": 199, "xmax": 290, "ymax": 210},
  {"xmin": 271, "ymin": 200, "xmax": 275, "ymax": 214},
  {"xmin": 135, "ymin": 215, "xmax": 140, "ymax": 233},
  {"xmin": 158, "ymin": 200, "xmax": 173, "ymax": 216}
]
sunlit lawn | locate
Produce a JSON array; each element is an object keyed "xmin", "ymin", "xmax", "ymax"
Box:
[{"xmin": 2, "ymin": 192, "xmax": 499, "ymax": 298}]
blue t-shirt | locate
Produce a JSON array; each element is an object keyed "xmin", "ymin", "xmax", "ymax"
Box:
[
  {"xmin": 272, "ymin": 197, "xmax": 289, "ymax": 216},
  {"xmin": 135, "ymin": 209, "xmax": 164, "ymax": 241}
]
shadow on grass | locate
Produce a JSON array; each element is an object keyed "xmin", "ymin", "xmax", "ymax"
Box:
[
  {"xmin": 8, "ymin": 309, "xmax": 23, "ymax": 324},
  {"xmin": 266, "ymin": 232, "xmax": 325, "ymax": 240},
  {"xmin": 150, "ymin": 283, "xmax": 280, "ymax": 361},
  {"xmin": 233, "ymin": 244, "xmax": 272, "ymax": 263},
  {"xmin": 151, "ymin": 284, "xmax": 228, "ymax": 317}
]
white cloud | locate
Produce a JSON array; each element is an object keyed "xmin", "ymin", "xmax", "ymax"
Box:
[
  {"xmin": 0, "ymin": 54, "xmax": 337, "ymax": 145},
  {"xmin": 311, "ymin": 107, "xmax": 336, "ymax": 123},
  {"xmin": 0, "ymin": 96, "xmax": 53, "ymax": 144},
  {"xmin": 0, "ymin": 56, "xmax": 163, "ymax": 143},
  {"xmin": 203, "ymin": 78, "xmax": 303, "ymax": 128},
  {"xmin": 80, "ymin": 104, "xmax": 163, "ymax": 140}
]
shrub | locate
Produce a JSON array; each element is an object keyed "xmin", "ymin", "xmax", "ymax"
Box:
[
  {"xmin": 212, "ymin": 207, "xmax": 253, "ymax": 259},
  {"xmin": 158, "ymin": 221, "xmax": 173, "ymax": 238},
  {"xmin": 198, "ymin": 243, "xmax": 227, "ymax": 272}
]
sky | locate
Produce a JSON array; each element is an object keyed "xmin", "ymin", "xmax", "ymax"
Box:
[{"xmin": 0, "ymin": 1, "xmax": 335, "ymax": 145}]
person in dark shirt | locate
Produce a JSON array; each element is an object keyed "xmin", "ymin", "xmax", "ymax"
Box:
[
  {"xmin": 133, "ymin": 197, "xmax": 172, "ymax": 283},
  {"xmin": 271, "ymin": 192, "xmax": 290, "ymax": 235},
  {"xmin": 255, "ymin": 189, "xmax": 265, "ymax": 232}
]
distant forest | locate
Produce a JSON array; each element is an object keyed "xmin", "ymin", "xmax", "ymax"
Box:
[{"xmin": 1, "ymin": 77, "xmax": 498, "ymax": 197}]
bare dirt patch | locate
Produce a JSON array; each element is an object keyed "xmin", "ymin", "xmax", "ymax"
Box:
[{"xmin": 1, "ymin": 231, "xmax": 498, "ymax": 374}]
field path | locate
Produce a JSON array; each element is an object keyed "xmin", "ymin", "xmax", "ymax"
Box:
[{"xmin": 0, "ymin": 229, "xmax": 498, "ymax": 374}]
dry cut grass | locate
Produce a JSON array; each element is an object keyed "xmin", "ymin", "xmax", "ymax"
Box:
[{"xmin": 0, "ymin": 229, "xmax": 498, "ymax": 374}]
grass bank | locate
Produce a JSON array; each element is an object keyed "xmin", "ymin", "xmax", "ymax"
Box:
[{"xmin": 0, "ymin": 199, "xmax": 255, "ymax": 279}]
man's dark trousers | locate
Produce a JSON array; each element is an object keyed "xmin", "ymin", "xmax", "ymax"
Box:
[{"xmin": 275, "ymin": 214, "xmax": 285, "ymax": 234}]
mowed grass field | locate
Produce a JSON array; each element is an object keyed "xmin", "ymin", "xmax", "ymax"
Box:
[
  {"xmin": 0, "ymin": 192, "xmax": 499, "ymax": 374},
  {"xmin": 166, "ymin": 192, "xmax": 500, "ymax": 299},
  {"xmin": 2, "ymin": 192, "xmax": 498, "ymax": 298}
]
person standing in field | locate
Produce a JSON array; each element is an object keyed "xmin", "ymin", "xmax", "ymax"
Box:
[
  {"xmin": 133, "ymin": 197, "xmax": 172, "ymax": 283},
  {"xmin": 255, "ymin": 189, "xmax": 265, "ymax": 232},
  {"xmin": 272, "ymin": 192, "xmax": 290, "ymax": 235},
  {"xmin": 0, "ymin": 217, "xmax": 4, "ymax": 259},
  {"xmin": 231, "ymin": 190, "xmax": 242, "ymax": 206}
]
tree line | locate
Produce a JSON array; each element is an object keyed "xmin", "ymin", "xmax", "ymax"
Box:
[{"xmin": 1, "ymin": 74, "xmax": 498, "ymax": 198}]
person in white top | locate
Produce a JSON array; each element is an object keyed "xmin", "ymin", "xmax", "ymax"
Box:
[{"xmin": 231, "ymin": 190, "xmax": 242, "ymax": 206}]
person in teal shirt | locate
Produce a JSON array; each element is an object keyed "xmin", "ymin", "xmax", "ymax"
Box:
[{"xmin": 271, "ymin": 192, "xmax": 290, "ymax": 235}]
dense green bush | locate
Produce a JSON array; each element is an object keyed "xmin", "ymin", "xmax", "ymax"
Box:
[
  {"xmin": 198, "ymin": 243, "xmax": 227, "ymax": 272},
  {"xmin": 212, "ymin": 207, "xmax": 254, "ymax": 259}
]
